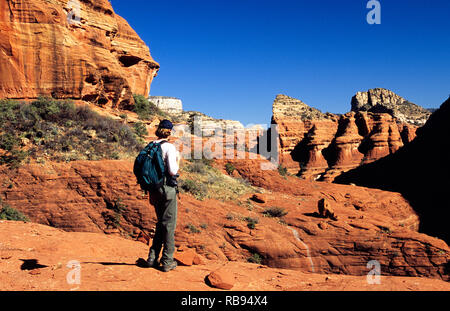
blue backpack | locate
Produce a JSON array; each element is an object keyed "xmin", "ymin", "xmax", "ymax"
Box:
[{"xmin": 133, "ymin": 141, "xmax": 167, "ymax": 191}]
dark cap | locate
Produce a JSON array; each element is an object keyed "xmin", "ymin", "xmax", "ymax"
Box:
[{"xmin": 158, "ymin": 119, "xmax": 173, "ymax": 130}]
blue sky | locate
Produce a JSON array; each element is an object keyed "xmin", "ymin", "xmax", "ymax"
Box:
[{"xmin": 111, "ymin": 0, "xmax": 450, "ymax": 125}]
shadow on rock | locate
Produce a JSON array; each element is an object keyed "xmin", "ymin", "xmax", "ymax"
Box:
[
  {"xmin": 335, "ymin": 97, "xmax": 450, "ymax": 244},
  {"xmin": 20, "ymin": 259, "xmax": 48, "ymax": 271}
]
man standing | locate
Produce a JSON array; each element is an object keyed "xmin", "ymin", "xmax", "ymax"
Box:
[{"xmin": 144, "ymin": 119, "xmax": 180, "ymax": 272}]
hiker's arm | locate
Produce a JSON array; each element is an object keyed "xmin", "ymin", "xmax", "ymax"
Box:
[
  {"xmin": 166, "ymin": 145, "xmax": 179, "ymax": 176},
  {"xmin": 176, "ymin": 151, "xmax": 181, "ymax": 166}
]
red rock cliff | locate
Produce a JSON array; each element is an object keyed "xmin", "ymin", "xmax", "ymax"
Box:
[
  {"xmin": 272, "ymin": 94, "xmax": 420, "ymax": 181},
  {"xmin": 0, "ymin": 0, "xmax": 159, "ymax": 109}
]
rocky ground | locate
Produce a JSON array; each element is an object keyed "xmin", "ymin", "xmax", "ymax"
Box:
[
  {"xmin": 1, "ymin": 157, "xmax": 449, "ymax": 291},
  {"xmin": 0, "ymin": 0, "xmax": 448, "ymax": 293},
  {"xmin": 1, "ymin": 221, "xmax": 449, "ymax": 291}
]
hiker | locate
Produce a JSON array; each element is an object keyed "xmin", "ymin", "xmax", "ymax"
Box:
[{"xmin": 143, "ymin": 119, "xmax": 180, "ymax": 272}]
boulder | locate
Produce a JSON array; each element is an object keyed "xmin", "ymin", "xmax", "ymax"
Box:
[{"xmin": 207, "ymin": 269, "xmax": 235, "ymax": 290}]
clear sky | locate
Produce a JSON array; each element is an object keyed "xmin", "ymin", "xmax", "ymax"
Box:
[{"xmin": 110, "ymin": 0, "xmax": 450, "ymax": 125}]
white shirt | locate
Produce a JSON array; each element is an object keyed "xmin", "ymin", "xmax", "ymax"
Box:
[{"xmin": 154, "ymin": 139, "xmax": 179, "ymax": 176}]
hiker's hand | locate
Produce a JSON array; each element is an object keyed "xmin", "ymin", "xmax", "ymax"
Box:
[{"xmin": 176, "ymin": 151, "xmax": 181, "ymax": 166}]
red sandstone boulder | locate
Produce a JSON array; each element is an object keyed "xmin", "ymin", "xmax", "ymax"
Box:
[
  {"xmin": 175, "ymin": 248, "xmax": 198, "ymax": 266},
  {"xmin": 207, "ymin": 269, "xmax": 235, "ymax": 290}
]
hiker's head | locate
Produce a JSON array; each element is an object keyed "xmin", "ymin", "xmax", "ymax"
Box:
[{"xmin": 155, "ymin": 119, "xmax": 173, "ymax": 139}]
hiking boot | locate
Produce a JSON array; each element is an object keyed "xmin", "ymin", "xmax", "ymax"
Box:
[
  {"xmin": 161, "ymin": 261, "xmax": 177, "ymax": 272},
  {"xmin": 136, "ymin": 257, "xmax": 159, "ymax": 268},
  {"xmin": 146, "ymin": 257, "xmax": 159, "ymax": 268}
]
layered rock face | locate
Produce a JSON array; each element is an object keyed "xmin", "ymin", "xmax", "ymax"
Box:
[
  {"xmin": 149, "ymin": 96, "xmax": 183, "ymax": 114},
  {"xmin": 2, "ymin": 221, "xmax": 449, "ymax": 290},
  {"xmin": 351, "ymin": 88, "xmax": 431, "ymax": 126},
  {"xmin": 272, "ymin": 94, "xmax": 337, "ymax": 175},
  {"xmin": 1, "ymin": 158, "xmax": 449, "ymax": 280},
  {"xmin": 0, "ymin": 0, "xmax": 159, "ymax": 109},
  {"xmin": 272, "ymin": 94, "xmax": 422, "ymax": 181},
  {"xmin": 335, "ymin": 97, "xmax": 450, "ymax": 243}
]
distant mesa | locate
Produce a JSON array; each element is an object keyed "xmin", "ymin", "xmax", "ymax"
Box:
[
  {"xmin": 149, "ymin": 96, "xmax": 183, "ymax": 115},
  {"xmin": 271, "ymin": 88, "xmax": 431, "ymax": 181},
  {"xmin": 351, "ymin": 88, "xmax": 431, "ymax": 126}
]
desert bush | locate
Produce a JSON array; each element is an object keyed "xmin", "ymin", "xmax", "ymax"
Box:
[
  {"xmin": 0, "ymin": 199, "xmax": 29, "ymax": 222},
  {"xmin": 180, "ymin": 158, "xmax": 255, "ymax": 203},
  {"xmin": 0, "ymin": 97, "xmax": 145, "ymax": 167},
  {"xmin": 244, "ymin": 216, "xmax": 259, "ymax": 229},
  {"xmin": 186, "ymin": 223, "xmax": 201, "ymax": 234},
  {"xmin": 184, "ymin": 159, "xmax": 209, "ymax": 174},
  {"xmin": 278, "ymin": 165, "xmax": 288, "ymax": 177},
  {"xmin": 179, "ymin": 178, "xmax": 208, "ymax": 200},
  {"xmin": 0, "ymin": 133, "xmax": 20, "ymax": 151},
  {"xmin": 133, "ymin": 122, "xmax": 148, "ymax": 138},
  {"xmin": 133, "ymin": 94, "xmax": 167, "ymax": 120},
  {"xmin": 226, "ymin": 213, "xmax": 235, "ymax": 221},
  {"xmin": 225, "ymin": 162, "xmax": 236, "ymax": 175},
  {"xmin": 247, "ymin": 253, "xmax": 263, "ymax": 264},
  {"xmin": 263, "ymin": 207, "xmax": 288, "ymax": 218}
]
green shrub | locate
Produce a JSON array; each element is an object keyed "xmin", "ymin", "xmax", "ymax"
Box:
[
  {"xmin": 263, "ymin": 207, "xmax": 288, "ymax": 218},
  {"xmin": 186, "ymin": 223, "xmax": 201, "ymax": 234},
  {"xmin": 110, "ymin": 198, "xmax": 127, "ymax": 228},
  {"xmin": 278, "ymin": 165, "xmax": 288, "ymax": 177},
  {"xmin": 0, "ymin": 148, "xmax": 29, "ymax": 169},
  {"xmin": 184, "ymin": 159, "xmax": 211, "ymax": 174},
  {"xmin": 0, "ymin": 97, "xmax": 145, "ymax": 167},
  {"xmin": 247, "ymin": 253, "xmax": 263, "ymax": 264},
  {"xmin": 133, "ymin": 122, "xmax": 148, "ymax": 138},
  {"xmin": 179, "ymin": 179, "xmax": 208, "ymax": 200},
  {"xmin": 226, "ymin": 213, "xmax": 235, "ymax": 221},
  {"xmin": 244, "ymin": 216, "xmax": 259, "ymax": 229},
  {"xmin": 133, "ymin": 94, "xmax": 167, "ymax": 120},
  {"xmin": 225, "ymin": 162, "xmax": 236, "ymax": 175},
  {"xmin": 0, "ymin": 200, "xmax": 29, "ymax": 222}
]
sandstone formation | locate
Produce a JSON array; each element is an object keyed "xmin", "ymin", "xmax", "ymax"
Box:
[
  {"xmin": 271, "ymin": 94, "xmax": 337, "ymax": 175},
  {"xmin": 0, "ymin": 0, "xmax": 159, "ymax": 109},
  {"xmin": 271, "ymin": 94, "xmax": 423, "ymax": 181},
  {"xmin": 149, "ymin": 96, "xmax": 183, "ymax": 114},
  {"xmin": 223, "ymin": 159, "xmax": 449, "ymax": 280},
  {"xmin": 318, "ymin": 198, "xmax": 337, "ymax": 221},
  {"xmin": 335, "ymin": 96, "xmax": 450, "ymax": 244},
  {"xmin": 3, "ymin": 221, "xmax": 450, "ymax": 291},
  {"xmin": 4, "ymin": 156, "xmax": 449, "ymax": 281},
  {"xmin": 351, "ymin": 88, "xmax": 431, "ymax": 126}
]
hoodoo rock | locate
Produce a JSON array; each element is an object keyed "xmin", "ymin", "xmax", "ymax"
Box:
[
  {"xmin": 0, "ymin": 0, "xmax": 159, "ymax": 109},
  {"xmin": 271, "ymin": 92, "xmax": 425, "ymax": 181},
  {"xmin": 271, "ymin": 94, "xmax": 337, "ymax": 175},
  {"xmin": 335, "ymin": 96, "xmax": 450, "ymax": 243},
  {"xmin": 351, "ymin": 88, "xmax": 431, "ymax": 126}
]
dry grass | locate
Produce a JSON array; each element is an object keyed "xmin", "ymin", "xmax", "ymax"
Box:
[{"xmin": 179, "ymin": 159, "xmax": 255, "ymax": 202}]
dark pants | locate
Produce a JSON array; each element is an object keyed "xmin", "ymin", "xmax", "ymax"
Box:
[{"xmin": 147, "ymin": 185, "xmax": 178, "ymax": 266}]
